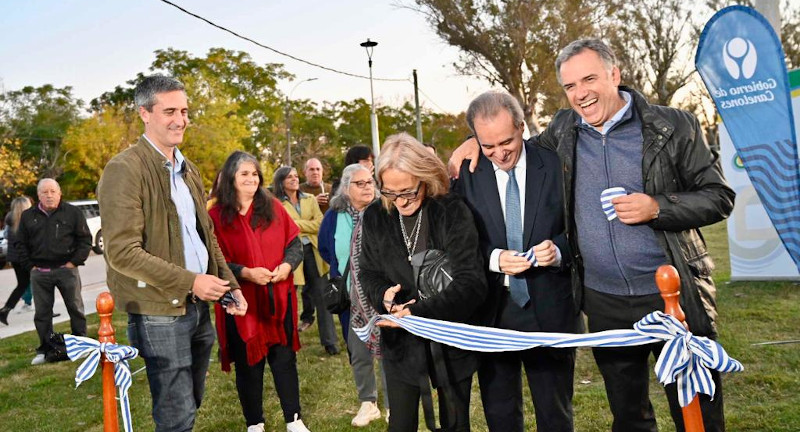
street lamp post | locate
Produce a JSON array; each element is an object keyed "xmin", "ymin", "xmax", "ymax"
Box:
[
  {"xmin": 285, "ymin": 77, "xmax": 318, "ymax": 166},
  {"xmin": 360, "ymin": 38, "xmax": 380, "ymax": 160}
]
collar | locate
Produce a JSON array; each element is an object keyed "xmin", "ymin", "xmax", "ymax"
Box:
[
  {"xmin": 37, "ymin": 202, "xmax": 59, "ymax": 215},
  {"xmin": 580, "ymin": 90, "xmax": 632, "ymax": 134},
  {"xmin": 142, "ymin": 134, "xmax": 186, "ymax": 172},
  {"xmin": 491, "ymin": 144, "xmax": 527, "ymax": 173}
]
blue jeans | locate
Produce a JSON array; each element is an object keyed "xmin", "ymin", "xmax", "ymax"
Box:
[{"xmin": 128, "ymin": 301, "xmax": 215, "ymax": 432}]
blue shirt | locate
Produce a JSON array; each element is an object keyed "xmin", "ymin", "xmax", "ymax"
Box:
[{"xmin": 143, "ymin": 135, "xmax": 209, "ymax": 275}]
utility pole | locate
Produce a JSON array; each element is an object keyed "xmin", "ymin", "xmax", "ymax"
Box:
[
  {"xmin": 754, "ymin": 0, "xmax": 780, "ymax": 34},
  {"xmin": 414, "ymin": 70, "xmax": 423, "ymax": 143}
]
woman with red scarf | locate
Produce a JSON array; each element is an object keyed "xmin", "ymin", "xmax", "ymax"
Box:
[{"xmin": 209, "ymin": 151, "xmax": 310, "ymax": 432}]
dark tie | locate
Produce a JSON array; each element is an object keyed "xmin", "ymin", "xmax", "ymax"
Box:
[{"xmin": 505, "ymin": 168, "xmax": 529, "ymax": 307}]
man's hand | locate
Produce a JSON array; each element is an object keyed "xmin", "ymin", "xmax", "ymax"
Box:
[
  {"xmin": 270, "ymin": 263, "xmax": 292, "ymax": 283},
  {"xmin": 499, "ymin": 250, "xmax": 533, "ymax": 275},
  {"xmin": 192, "ymin": 274, "xmax": 230, "ymax": 301},
  {"xmin": 447, "ymin": 137, "xmax": 481, "ymax": 178},
  {"xmin": 225, "ymin": 289, "xmax": 248, "ymax": 316},
  {"xmin": 64, "ymin": 262, "xmax": 77, "ymax": 269},
  {"xmin": 316, "ymin": 193, "xmax": 329, "ymax": 207},
  {"xmin": 532, "ymin": 240, "xmax": 558, "ymax": 267},
  {"xmin": 612, "ymin": 193, "xmax": 660, "ymax": 225},
  {"xmin": 242, "ymin": 267, "xmax": 272, "ymax": 285}
]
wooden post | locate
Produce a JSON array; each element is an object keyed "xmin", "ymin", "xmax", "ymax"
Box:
[
  {"xmin": 96, "ymin": 292, "xmax": 120, "ymax": 432},
  {"xmin": 655, "ymin": 265, "xmax": 705, "ymax": 432}
]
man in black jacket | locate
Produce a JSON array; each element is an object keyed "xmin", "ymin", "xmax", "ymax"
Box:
[
  {"xmin": 17, "ymin": 178, "xmax": 92, "ymax": 365},
  {"xmin": 450, "ymin": 39, "xmax": 734, "ymax": 432}
]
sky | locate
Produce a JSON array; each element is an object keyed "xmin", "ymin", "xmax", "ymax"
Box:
[{"xmin": 0, "ymin": 0, "xmax": 489, "ymax": 115}]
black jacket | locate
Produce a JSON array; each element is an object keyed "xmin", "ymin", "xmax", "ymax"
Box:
[
  {"xmin": 537, "ymin": 87, "xmax": 735, "ymax": 337},
  {"xmin": 359, "ymin": 193, "xmax": 488, "ymax": 383},
  {"xmin": 16, "ymin": 202, "xmax": 92, "ymax": 272}
]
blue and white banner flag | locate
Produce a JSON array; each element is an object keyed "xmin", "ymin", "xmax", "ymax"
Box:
[
  {"xmin": 355, "ymin": 311, "xmax": 743, "ymax": 407},
  {"xmin": 696, "ymin": 5, "xmax": 800, "ymax": 270},
  {"xmin": 65, "ymin": 335, "xmax": 139, "ymax": 432}
]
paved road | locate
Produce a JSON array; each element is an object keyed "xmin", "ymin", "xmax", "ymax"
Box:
[{"xmin": 0, "ymin": 254, "xmax": 109, "ymax": 339}]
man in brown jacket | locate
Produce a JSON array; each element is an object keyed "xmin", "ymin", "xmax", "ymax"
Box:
[{"xmin": 97, "ymin": 75, "xmax": 246, "ymax": 432}]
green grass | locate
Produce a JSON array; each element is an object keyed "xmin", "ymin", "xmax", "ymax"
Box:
[{"xmin": 1, "ymin": 221, "xmax": 799, "ymax": 431}]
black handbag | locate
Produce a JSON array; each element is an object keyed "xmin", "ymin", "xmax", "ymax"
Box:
[
  {"xmin": 410, "ymin": 249, "xmax": 453, "ymax": 300},
  {"xmin": 324, "ymin": 261, "xmax": 351, "ymax": 314}
]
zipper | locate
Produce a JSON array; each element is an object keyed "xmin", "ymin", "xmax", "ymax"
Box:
[{"xmin": 602, "ymin": 133, "xmax": 633, "ymax": 294}]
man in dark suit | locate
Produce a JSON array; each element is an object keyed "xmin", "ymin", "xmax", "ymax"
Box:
[{"xmin": 452, "ymin": 91, "xmax": 578, "ymax": 432}]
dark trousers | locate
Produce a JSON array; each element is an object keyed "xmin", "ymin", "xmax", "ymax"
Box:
[
  {"xmin": 227, "ymin": 299, "xmax": 302, "ymax": 425},
  {"xmin": 584, "ymin": 288, "xmax": 726, "ymax": 432},
  {"xmin": 299, "ymin": 283, "xmax": 315, "ymax": 324},
  {"xmin": 301, "ymin": 244, "xmax": 338, "ymax": 348},
  {"xmin": 3, "ymin": 262, "xmax": 31, "ymax": 309},
  {"xmin": 384, "ymin": 359, "xmax": 472, "ymax": 432},
  {"xmin": 128, "ymin": 301, "xmax": 215, "ymax": 432},
  {"xmin": 31, "ymin": 267, "xmax": 86, "ymax": 352},
  {"xmin": 478, "ymin": 347, "xmax": 575, "ymax": 432}
]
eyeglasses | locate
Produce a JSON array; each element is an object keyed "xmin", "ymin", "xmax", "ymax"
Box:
[
  {"xmin": 351, "ymin": 179, "xmax": 375, "ymax": 189},
  {"xmin": 380, "ymin": 182, "xmax": 422, "ymax": 202}
]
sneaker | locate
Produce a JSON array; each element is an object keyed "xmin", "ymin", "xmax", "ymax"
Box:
[
  {"xmin": 31, "ymin": 353, "xmax": 46, "ymax": 365},
  {"xmin": 247, "ymin": 423, "xmax": 265, "ymax": 432},
  {"xmin": 351, "ymin": 401, "xmax": 381, "ymax": 427},
  {"xmin": 17, "ymin": 304, "xmax": 33, "ymax": 314},
  {"xmin": 385, "ymin": 408, "xmax": 390, "ymax": 424},
  {"xmin": 0, "ymin": 306, "xmax": 10, "ymax": 325},
  {"xmin": 286, "ymin": 413, "xmax": 310, "ymax": 432},
  {"xmin": 298, "ymin": 321, "xmax": 313, "ymax": 333}
]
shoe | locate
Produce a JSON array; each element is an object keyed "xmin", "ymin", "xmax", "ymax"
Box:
[
  {"xmin": 385, "ymin": 408, "xmax": 390, "ymax": 424},
  {"xmin": 351, "ymin": 401, "xmax": 381, "ymax": 427},
  {"xmin": 52, "ymin": 312, "xmax": 61, "ymax": 318},
  {"xmin": 0, "ymin": 306, "xmax": 10, "ymax": 325},
  {"xmin": 286, "ymin": 413, "xmax": 311, "ymax": 432},
  {"xmin": 324, "ymin": 345, "xmax": 339, "ymax": 355},
  {"xmin": 17, "ymin": 304, "xmax": 33, "ymax": 314},
  {"xmin": 31, "ymin": 353, "xmax": 46, "ymax": 365},
  {"xmin": 247, "ymin": 423, "xmax": 265, "ymax": 432},
  {"xmin": 298, "ymin": 321, "xmax": 312, "ymax": 332}
]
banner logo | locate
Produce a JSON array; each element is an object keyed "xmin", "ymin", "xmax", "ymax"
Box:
[{"xmin": 723, "ymin": 37, "xmax": 757, "ymax": 79}]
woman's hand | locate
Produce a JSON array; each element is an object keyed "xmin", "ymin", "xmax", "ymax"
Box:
[
  {"xmin": 377, "ymin": 284, "xmax": 416, "ymax": 328},
  {"xmin": 225, "ymin": 289, "xmax": 248, "ymax": 316},
  {"xmin": 270, "ymin": 263, "xmax": 292, "ymax": 283},
  {"xmin": 242, "ymin": 267, "xmax": 272, "ymax": 285}
]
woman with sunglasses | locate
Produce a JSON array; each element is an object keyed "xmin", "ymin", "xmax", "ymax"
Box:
[{"xmin": 358, "ymin": 133, "xmax": 488, "ymax": 432}]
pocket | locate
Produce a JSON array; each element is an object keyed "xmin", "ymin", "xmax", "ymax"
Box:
[
  {"xmin": 680, "ymin": 230, "xmax": 714, "ymax": 277},
  {"xmin": 143, "ymin": 315, "xmax": 180, "ymax": 325}
]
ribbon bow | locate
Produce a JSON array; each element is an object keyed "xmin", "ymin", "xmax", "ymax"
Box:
[
  {"xmin": 634, "ymin": 311, "xmax": 743, "ymax": 407},
  {"xmin": 65, "ymin": 335, "xmax": 139, "ymax": 432}
]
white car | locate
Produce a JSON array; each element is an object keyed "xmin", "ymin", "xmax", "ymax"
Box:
[{"xmin": 68, "ymin": 200, "xmax": 103, "ymax": 255}]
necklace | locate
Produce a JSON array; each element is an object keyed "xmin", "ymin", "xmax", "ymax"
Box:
[{"xmin": 399, "ymin": 208, "xmax": 423, "ymax": 262}]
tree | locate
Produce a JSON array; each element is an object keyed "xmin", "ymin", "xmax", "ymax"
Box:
[
  {"xmin": 782, "ymin": 0, "xmax": 800, "ymax": 70},
  {"xmin": 60, "ymin": 106, "xmax": 141, "ymax": 198},
  {"xmin": 0, "ymin": 84, "xmax": 83, "ymax": 178},
  {"xmin": 0, "ymin": 140, "xmax": 38, "ymax": 212},
  {"xmin": 408, "ymin": 0, "xmax": 611, "ymax": 133}
]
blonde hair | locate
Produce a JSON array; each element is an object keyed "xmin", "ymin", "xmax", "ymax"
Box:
[
  {"xmin": 377, "ymin": 132, "xmax": 449, "ymax": 211},
  {"xmin": 8, "ymin": 196, "xmax": 32, "ymax": 233}
]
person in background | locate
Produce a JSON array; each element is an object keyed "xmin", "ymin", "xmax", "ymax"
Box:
[
  {"xmin": 359, "ymin": 133, "xmax": 487, "ymax": 432},
  {"xmin": 298, "ymin": 158, "xmax": 332, "ymax": 332},
  {"xmin": 319, "ymin": 163, "xmax": 388, "ymax": 427},
  {"xmin": 273, "ymin": 166, "xmax": 340, "ymax": 355},
  {"xmin": 0, "ymin": 196, "xmax": 35, "ymax": 325},
  {"xmin": 209, "ymin": 151, "xmax": 310, "ymax": 432},
  {"xmin": 345, "ymin": 145, "xmax": 375, "ymax": 175},
  {"xmin": 17, "ymin": 179, "xmax": 91, "ymax": 365}
]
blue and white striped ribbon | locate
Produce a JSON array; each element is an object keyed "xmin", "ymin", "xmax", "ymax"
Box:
[
  {"xmin": 513, "ymin": 248, "xmax": 539, "ymax": 266},
  {"xmin": 354, "ymin": 311, "xmax": 742, "ymax": 407},
  {"xmin": 65, "ymin": 335, "xmax": 139, "ymax": 432},
  {"xmin": 601, "ymin": 187, "xmax": 627, "ymax": 220}
]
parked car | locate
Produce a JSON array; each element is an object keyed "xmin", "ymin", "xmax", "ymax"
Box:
[
  {"xmin": 68, "ymin": 200, "xmax": 103, "ymax": 255},
  {"xmin": 0, "ymin": 227, "xmax": 7, "ymax": 268}
]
